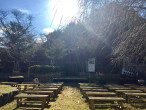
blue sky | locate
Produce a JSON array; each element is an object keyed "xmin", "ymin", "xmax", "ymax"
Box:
[
  {"xmin": 0, "ymin": 0, "xmax": 81, "ymax": 34},
  {"xmin": 0, "ymin": 0, "xmax": 56, "ymax": 34}
]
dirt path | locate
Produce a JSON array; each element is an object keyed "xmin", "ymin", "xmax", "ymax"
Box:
[{"xmin": 47, "ymin": 85, "xmax": 89, "ymax": 110}]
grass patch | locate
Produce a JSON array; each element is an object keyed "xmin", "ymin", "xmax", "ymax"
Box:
[{"xmin": 0, "ymin": 85, "xmax": 17, "ymax": 95}]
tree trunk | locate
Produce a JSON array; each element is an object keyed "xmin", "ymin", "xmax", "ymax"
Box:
[{"xmin": 13, "ymin": 60, "xmax": 20, "ymax": 74}]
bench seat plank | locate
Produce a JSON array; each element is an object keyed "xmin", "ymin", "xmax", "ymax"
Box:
[
  {"xmin": 86, "ymin": 92, "xmax": 116, "ymax": 96},
  {"xmin": 108, "ymin": 87, "xmax": 131, "ymax": 91},
  {"xmin": 15, "ymin": 94, "xmax": 48, "ymax": 98},
  {"xmin": 82, "ymin": 89, "xmax": 108, "ymax": 92},
  {"xmin": 33, "ymin": 88, "xmax": 58, "ymax": 98},
  {"xmin": 124, "ymin": 92, "xmax": 146, "ymax": 96},
  {"xmin": 20, "ymin": 101, "xmax": 42, "ymax": 103},
  {"xmin": 124, "ymin": 92, "xmax": 146, "ymax": 103},
  {"xmin": 0, "ymin": 82, "xmax": 18, "ymax": 87},
  {"xmin": 116, "ymin": 89, "xmax": 143, "ymax": 96},
  {"xmin": 94, "ymin": 103, "xmax": 119, "ymax": 106},
  {"xmin": 23, "ymin": 91, "xmax": 53, "ymax": 94},
  {"xmin": 88, "ymin": 97, "xmax": 125, "ymax": 101},
  {"xmin": 80, "ymin": 87, "xmax": 103, "ymax": 89},
  {"xmin": 15, "ymin": 94, "xmax": 48, "ymax": 109},
  {"xmin": 116, "ymin": 90, "xmax": 142, "ymax": 92}
]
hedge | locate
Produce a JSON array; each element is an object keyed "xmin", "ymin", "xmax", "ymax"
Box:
[{"xmin": 29, "ymin": 65, "xmax": 61, "ymax": 74}]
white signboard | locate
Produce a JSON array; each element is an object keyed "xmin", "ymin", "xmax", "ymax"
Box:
[{"xmin": 88, "ymin": 58, "xmax": 95, "ymax": 72}]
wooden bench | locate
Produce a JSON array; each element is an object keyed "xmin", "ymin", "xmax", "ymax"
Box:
[
  {"xmin": 88, "ymin": 97, "xmax": 125, "ymax": 110},
  {"xmin": 78, "ymin": 83, "xmax": 97, "ymax": 86},
  {"xmin": 86, "ymin": 92, "xmax": 116, "ymax": 97},
  {"xmin": 80, "ymin": 87, "xmax": 103, "ymax": 93},
  {"xmin": 82, "ymin": 88, "xmax": 108, "ymax": 92},
  {"xmin": 80, "ymin": 85, "xmax": 101, "ymax": 88},
  {"xmin": 15, "ymin": 94, "xmax": 48, "ymax": 109},
  {"xmin": 108, "ymin": 87, "xmax": 131, "ymax": 91},
  {"xmin": 86, "ymin": 92, "xmax": 116, "ymax": 100},
  {"xmin": 39, "ymin": 84, "xmax": 62, "ymax": 87},
  {"xmin": 135, "ymin": 87, "xmax": 146, "ymax": 92},
  {"xmin": 38, "ymin": 85, "xmax": 61, "ymax": 92},
  {"xmin": 104, "ymin": 84, "xmax": 122, "ymax": 88},
  {"xmin": 0, "ymin": 82, "xmax": 18, "ymax": 87},
  {"xmin": 17, "ymin": 84, "xmax": 37, "ymax": 91},
  {"xmin": 80, "ymin": 86, "xmax": 103, "ymax": 89},
  {"xmin": 22, "ymin": 82, "xmax": 40, "ymax": 87},
  {"xmin": 80, "ymin": 87, "xmax": 103, "ymax": 94},
  {"xmin": 124, "ymin": 84, "xmax": 139, "ymax": 87},
  {"xmin": 22, "ymin": 82, "xmax": 34, "ymax": 84},
  {"xmin": 23, "ymin": 91, "xmax": 54, "ymax": 101},
  {"xmin": 115, "ymin": 89, "xmax": 143, "ymax": 97},
  {"xmin": 33, "ymin": 88, "xmax": 58, "ymax": 99},
  {"xmin": 124, "ymin": 92, "xmax": 146, "ymax": 103},
  {"xmin": 81, "ymin": 88, "xmax": 108, "ymax": 97},
  {"xmin": 42, "ymin": 83, "xmax": 63, "ymax": 90},
  {"xmin": 127, "ymin": 86, "xmax": 142, "ymax": 89}
]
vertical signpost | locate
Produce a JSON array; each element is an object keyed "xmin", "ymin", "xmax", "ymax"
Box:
[
  {"xmin": 88, "ymin": 58, "xmax": 95, "ymax": 82},
  {"xmin": 88, "ymin": 58, "xmax": 95, "ymax": 72}
]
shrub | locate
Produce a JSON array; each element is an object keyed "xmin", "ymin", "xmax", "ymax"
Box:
[{"xmin": 29, "ymin": 65, "xmax": 61, "ymax": 74}]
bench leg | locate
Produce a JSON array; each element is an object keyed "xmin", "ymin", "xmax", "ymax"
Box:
[
  {"xmin": 33, "ymin": 85, "xmax": 36, "ymax": 89},
  {"xmin": 119, "ymin": 92, "xmax": 122, "ymax": 97},
  {"xmin": 47, "ymin": 95, "xmax": 50, "ymax": 104},
  {"xmin": 86, "ymin": 95, "xmax": 89, "ymax": 101},
  {"xmin": 82, "ymin": 91, "xmax": 85, "ymax": 98},
  {"xmin": 24, "ymin": 85, "xmax": 27, "ymax": 90},
  {"xmin": 53, "ymin": 93, "xmax": 55, "ymax": 100},
  {"xmin": 17, "ymin": 98, "xmax": 20, "ymax": 107},
  {"xmin": 90, "ymin": 100, "xmax": 95, "ymax": 110},
  {"xmin": 17, "ymin": 85, "xmax": 20, "ymax": 91},
  {"xmin": 55, "ymin": 90, "xmax": 57, "ymax": 97},
  {"xmin": 42, "ymin": 98, "xmax": 46, "ymax": 109},
  {"xmin": 118, "ymin": 101, "xmax": 123, "ymax": 109},
  {"xmin": 126, "ymin": 95, "xmax": 130, "ymax": 103}
]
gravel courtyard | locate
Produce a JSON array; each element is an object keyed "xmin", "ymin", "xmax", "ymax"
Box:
[{"xmin": 0, "ymin": 84, "xmax": 145, "ymax": 110}]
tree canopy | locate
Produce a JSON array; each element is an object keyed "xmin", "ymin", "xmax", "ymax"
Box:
[
  {"xmin": 42, "ymin": 0, "xmax": 146, "ymax": 73},
  {"xmin": 0, "ymin": 9, "xmax": 36, "ymax": 73},
  {"xmin": 0, "ymin": 0, "xmax": 145, "ymax": 74}
]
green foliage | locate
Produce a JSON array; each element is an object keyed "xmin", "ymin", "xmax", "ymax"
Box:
[
  {"xmin": 29, "ymin": 65, "xmax": 61, "ymax": 74},
  {"xmin": 43, "ymin": 30, "xmax": 68, "ymax": 60},
  {"xmin": 34, "ymin": 0, "xmax": 146, "ymax": 74}
]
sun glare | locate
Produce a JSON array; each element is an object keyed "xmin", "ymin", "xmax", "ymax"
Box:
[{"xmin": 49, "ymin": 0, "xmax": 81, "ymax": 28}]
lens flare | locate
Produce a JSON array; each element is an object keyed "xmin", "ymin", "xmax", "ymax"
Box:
[{"xmin": 49, "ymin": 0, "xmax": 81, "ymax": 28}]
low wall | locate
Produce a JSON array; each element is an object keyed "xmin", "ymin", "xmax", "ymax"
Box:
[
  {"xmin": 0, "ymin": 72, "xmax": 62, "ymax": 83},
  {"xmin": 34, "ymin": 72, "xmax": 61, "ymax": 83},
  {"xmin": 0, "ymin": 89, "xmax": 19, "ymax": 107},
  {"xmin": 79, "ymin": 72, "xmax": 121, "ymax": 83},
  {"xmin": 0, "ymin": 72, "xmax": 120, "ymax": 83}
]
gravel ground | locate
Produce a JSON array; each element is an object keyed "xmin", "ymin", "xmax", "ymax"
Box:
[
  {"xmin": 0, "ymin": 85, "xmax": 89, "ymax": 110},
  {"xmin": 0, "ymin": 84, "xmax": 146, "ymax": 110},
  {"xmin": 47, "ymin": 85, "xmax": 90, "ymax": 110}
]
